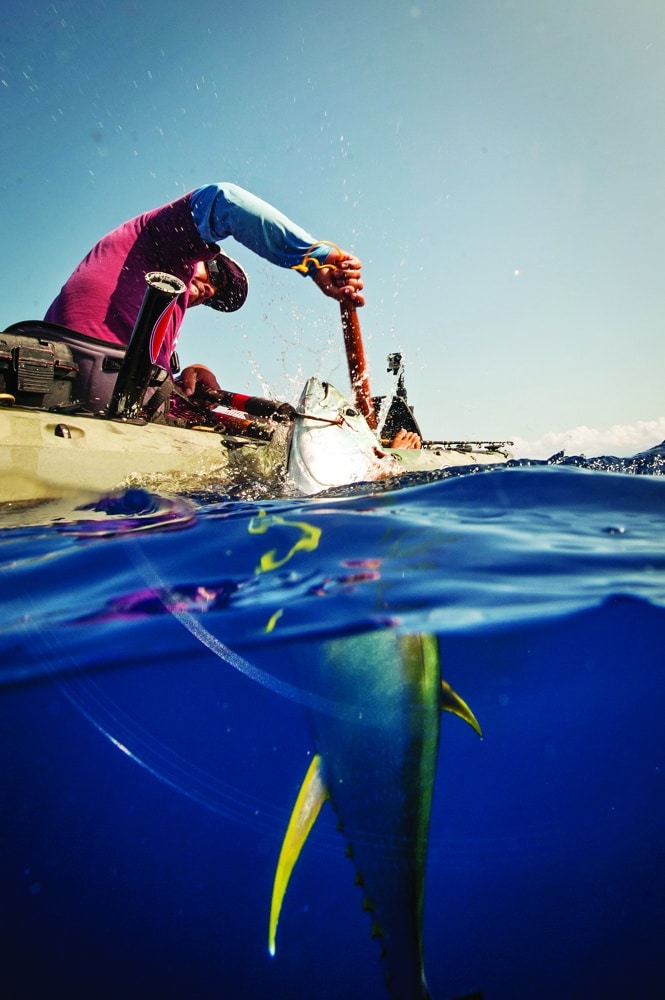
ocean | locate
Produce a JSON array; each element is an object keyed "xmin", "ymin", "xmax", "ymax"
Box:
[{"xmin": 1, "ymin": 449, "xmax": 664, "ymax": 1000}]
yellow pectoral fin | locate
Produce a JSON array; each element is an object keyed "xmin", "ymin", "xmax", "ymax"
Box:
[
  {"xmin": 269, "ymin": 754, "xmax": 329, "ymax": 957},
  {"xmin": 441, "ymin": 679, "xmax": 483, "ymax": 738}
]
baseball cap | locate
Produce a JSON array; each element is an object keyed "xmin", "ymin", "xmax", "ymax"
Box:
[{"xmin": 204, "ymin": 250, "xmax": 249, "ymax": 312}]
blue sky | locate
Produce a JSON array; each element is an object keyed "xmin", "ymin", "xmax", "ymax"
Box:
[{"xmin": 2, "ymin": 0, "xmax": 663, "ymax": 455}]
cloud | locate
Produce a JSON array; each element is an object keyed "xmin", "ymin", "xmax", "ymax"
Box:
[{"xmin": 511, "ymin": 417, "xmax": 665, "ymax": 460}]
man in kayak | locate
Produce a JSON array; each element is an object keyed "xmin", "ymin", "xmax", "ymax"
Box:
[
  {"xmin": 46, "ymin": 183, "xmax": 361, "ymax": 400},
  {"xmin": 45, "ymin": 181, "xmax": 420, "ymax": 446}
]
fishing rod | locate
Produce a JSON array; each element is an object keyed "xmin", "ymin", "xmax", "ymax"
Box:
[
  {"xmin": 421, "ymin": 439, "xmax": 514, "ymax": 451},
  {"xmin": 198, "ymin": 386, "xmax": 296, "ymax": 422},
  {"xmin": 182, "ymin": 386, "xmax": 297, "ymax": 441}
]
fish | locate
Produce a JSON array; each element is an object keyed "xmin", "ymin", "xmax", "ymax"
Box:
[
  {"xmin": 268, "ymin": 629, "xmax": 482, "ymax": 999},
  {"xmin": 286, "ymin": 377, "xmax": 403, "ymax": 494},
  {"xmin": 286, "ymin": 377, "xmax": 479, "ymax": 495},
  {"xmin": 286, "ymin": 377, "xmax": 510, "ymax": 495}
]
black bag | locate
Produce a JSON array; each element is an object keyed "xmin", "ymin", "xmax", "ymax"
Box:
[
  {"xmin": 1, "ymin": 321, "xmax": 126, "ymax": 412},
  {"xmin": 0, "ymin": 328, "xmax": 80, "ymax": 410}
]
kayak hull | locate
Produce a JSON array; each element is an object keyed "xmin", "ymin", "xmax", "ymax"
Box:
[
  {"xmin": 1, "ymin": 386, "xmax": 510, "ymax": 505},
  {"xmin": 0, "ymin": 405, "xmax": 283, "ymax": 503}
]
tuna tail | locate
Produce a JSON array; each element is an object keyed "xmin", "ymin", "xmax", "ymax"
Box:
[{"xmin": 268, "ymin": 651, "xmax": 482, "ymax": 999}]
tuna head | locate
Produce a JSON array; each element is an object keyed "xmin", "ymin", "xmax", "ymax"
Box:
[
  {"xmin": 268, "ymin": 630, "xmax": 481, "ymax": 1000},
  {"xmin": 287, "ymin": 377, "xmax": 401, "ymax": 495}
]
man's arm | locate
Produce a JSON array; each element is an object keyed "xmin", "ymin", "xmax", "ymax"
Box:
[{"xmin": 190, "ymin": 183, "xmax": 364, "ymax": 306}]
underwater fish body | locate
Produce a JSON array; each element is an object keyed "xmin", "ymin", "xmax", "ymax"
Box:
[{"xmin": 269, "ymin": 629, "xmax": 481, "ymax": 999}]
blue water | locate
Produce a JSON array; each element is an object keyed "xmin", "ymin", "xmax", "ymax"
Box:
[{"xmin": 1, "ymin": 450, "xmax": 664, "ymax": 1000}]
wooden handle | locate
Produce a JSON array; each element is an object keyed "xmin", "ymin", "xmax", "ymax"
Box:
[{"xmin": 340, "ymin": 304, "xmax": 376, "ymax": 428}]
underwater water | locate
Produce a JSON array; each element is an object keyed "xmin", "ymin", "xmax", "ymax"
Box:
[{"xmin": 1, "ymin": 450, "xmax": 664, "ymax": 1000}]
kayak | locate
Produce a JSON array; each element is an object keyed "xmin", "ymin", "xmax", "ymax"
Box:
[
  {"xmin": 1, "ymin": 350, "xmax": 510, "ymax": 507},
  {"xmin": 0, "ymin": 375, "xmax": 509, "ymax": 505},
  {"xmin": 1, "ymin": 277, "xmax": 511, "ymax": 506}
]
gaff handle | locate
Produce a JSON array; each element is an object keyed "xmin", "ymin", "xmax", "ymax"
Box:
[{"xmin": 340, "ymin": 304, "xmax": 376, "ymax": 428}]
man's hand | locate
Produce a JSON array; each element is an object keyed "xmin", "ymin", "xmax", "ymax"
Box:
[
  {"xmin": 177, "ymin": 364, "xmax": 221, "ymax": 400},
  {"xmin": 311, "ymin": 247, "xmax": 365, "ymax": 307}
]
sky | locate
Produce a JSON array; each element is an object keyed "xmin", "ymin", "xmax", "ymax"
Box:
[{"xmin": 1, "ymin": 0, "xmax": 664, "ymax": 457}]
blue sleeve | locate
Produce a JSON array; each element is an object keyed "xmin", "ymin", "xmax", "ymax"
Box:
[{"xmin": 190, "ymin": 183, "xmax": 333, "ymax": 274}]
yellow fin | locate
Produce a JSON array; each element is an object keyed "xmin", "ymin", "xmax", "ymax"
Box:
[
  {"xmin": 441, "ymin": 680, "xmax": 483, "ymax": 738},
  {"xmin": 268, "ymin": 754, "xmax": 329, "ymax": 956}
]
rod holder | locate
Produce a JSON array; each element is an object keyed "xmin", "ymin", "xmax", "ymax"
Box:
[{"xmin": 108, "ymin": 271, "xmax": 186, "ymax": 420}]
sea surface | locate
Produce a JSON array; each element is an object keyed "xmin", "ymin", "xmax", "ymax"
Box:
[{"xmin": 1, "ymin": 448, "xmax": 664, "ymax": 1000}]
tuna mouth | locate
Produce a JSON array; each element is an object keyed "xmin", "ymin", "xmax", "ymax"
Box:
[
  {"xmin": 294, "ymin": 381, "xmax": 344, "ymax": 426},
  {"xmin": 320, "ymin": 382, "xmax": 362, "ymax": 420},
  {"xmin": 293, "ymin": 410, "xmax": 343, "ymax": 426},
  {"xmin": 294, "ymin": 379, "xmax": 363, "ymax": 428}
]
